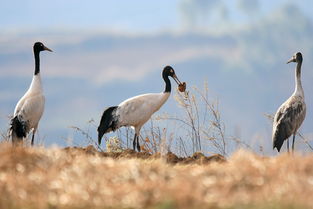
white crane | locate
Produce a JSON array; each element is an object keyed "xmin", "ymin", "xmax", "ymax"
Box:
[
  {"xmin": 10, "ymin": 42, "xmax": 52, "ymax": 145},
  {"xmin": 272, "ymin": 52, "xmax": 306, "ymax": 152},
  {"xmin": 98, "ymin": 66, "xmax": 183, "ymax": 152}
]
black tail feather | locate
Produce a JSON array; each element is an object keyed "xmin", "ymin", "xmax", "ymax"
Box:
[
  {"xmin": 273, "ymin": 138, "xmax": 284, "ymax": 152},
  {"xmin": 10, "ymin": 115, "xmax": 28, "ymax": 143},
  {"xmin": 273, "ymin": 123, "xmax": 290, "ymax": 152},
  {"xmin": 97, "ymin": 106, "xmax": 118, "ymax": 145}
]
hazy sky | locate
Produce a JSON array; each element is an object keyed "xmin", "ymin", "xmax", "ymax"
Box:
[{"xmin": 1, "ymin": 0, "xmax": 313, "ymax": 32}]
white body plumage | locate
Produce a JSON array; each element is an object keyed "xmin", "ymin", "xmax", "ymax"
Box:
[
  {"xmin": 13, "ymin": 75, "xmax": 45, "ymax": 136},
  {"xmin": 116, "ymin": 92, "xmax": 170, "ymax": 133}
]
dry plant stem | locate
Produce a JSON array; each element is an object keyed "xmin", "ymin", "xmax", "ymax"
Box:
[
  {"xmin": 140, "ymin": 120, "xmax": 161, "ymax": 153},
  {"xmin": 178, "ymin": 91, "xmax": 201, "ymax": 152},
  {"xmin": 172, "ymin": 83, "xmax": 228, "ymax": 156},
  {"xmin": 69, "ymin": 126, "xmax": 104, "ymax": 152},
  {"xmin": 1, "ymin": 130, "xmax": 9, "ymax": 143},
  {"xmin": 230, "ymin": 136, "xmax": 254, "ymax": 151},
  {"xmin": 195, "ymin": 87, "xmax": 226, "ymax": 156},
  {"xmin": 178, "ymin": 136, "xmax": 188, "ymax": 157},
  {"xmin": 116, "ymin": 127, "xmax": 132, "ymax": 149},
  {"xmin": 298, "ymin": 133, "xmax": 313, "ymax": 151}
]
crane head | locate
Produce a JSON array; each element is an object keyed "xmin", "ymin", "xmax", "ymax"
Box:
[
  {"xmin": 163, "ymin": 65, "xmax": 182, "ymax": 85},
  {"xmin": 33, "ymin": 42, "xmax": 53, "ymax": 53},
  {"xmin": 287, "ymin": 52, "xmax": 302, "ymax": 64}
]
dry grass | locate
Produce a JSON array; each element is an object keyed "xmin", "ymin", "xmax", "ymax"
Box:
[{"xmin": 0, "ymin": 143, "xmax": 312, "ymax": 209}]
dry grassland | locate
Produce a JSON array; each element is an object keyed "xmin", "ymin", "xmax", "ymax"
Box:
[{"xmin": 0, "ymin": 143, "xmax": 312, "ymax": 209}]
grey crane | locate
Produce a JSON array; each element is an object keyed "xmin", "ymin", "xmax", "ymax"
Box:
[{"xmin": 272, "ymin": 52, "xmax": 306, "ymax": 152}]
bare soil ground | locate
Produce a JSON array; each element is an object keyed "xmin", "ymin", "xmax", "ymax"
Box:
[
  {"xmin": 64, "ymin": 145, "xmax": 226, "ymax": 164},
  {"xmin": 0, "ymin": 143, "xmax": 312, "ymax": 209}
]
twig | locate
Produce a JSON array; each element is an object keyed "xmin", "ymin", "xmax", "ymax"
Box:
[
  {"xmin": 69, "ymin": 126, "xmax": 104, "ymax": 152},
  {"xmin": 298, "ymin": 132, "xmax": 313, "ymax": 151}
]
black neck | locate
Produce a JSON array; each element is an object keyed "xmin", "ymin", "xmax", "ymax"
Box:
[
  {"xmin": 34, "ymin": 50, "xmax": 40, "ymax": 75},
  {"xmin": 163, "ymin": 74, "xmax": 171, "ymax": 93}
]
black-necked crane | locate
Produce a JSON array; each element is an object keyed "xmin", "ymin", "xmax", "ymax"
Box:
[
  {"xmin": 97, "ymin": 66, "xmax": 183, "ymax": 152},
  {"xmin": 10, "ymin": 42, "xmax": 52, "ymax": 145},
  {"xmin": 272, "ymin": 52, "xmax": 306, "ymax": 152}
]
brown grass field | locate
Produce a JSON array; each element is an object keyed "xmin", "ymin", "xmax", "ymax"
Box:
[{"xmin": 0, "ymin": 143, "xmax": 313, "ymax": 209}]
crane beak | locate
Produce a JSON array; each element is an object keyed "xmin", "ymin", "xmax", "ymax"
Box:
[
  {"xmin": 43, "ymin": 46, "xmax": 53, "ymax": 52},
  {"xmin": 287, "ymin": 57, "xmax": 295, "ymax": 64},
  {"xmin": 172, "ymin": 74, "xmax": 182, "ymax": 85}
]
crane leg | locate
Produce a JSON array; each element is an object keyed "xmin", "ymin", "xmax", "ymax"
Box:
[
  {"xmin": 292, "ymin": 134, "xmax": 296, "ymax": 152},
  {"xmin": 133, "ymin": 134, "xmax": 137, "ymax": 151},
  {"xmin": 31, "ymin": 131, "xmax": 35, "ymax": 146},
  {"xmin": 287, "ymin": 138, "xmax": 289, "ymax": 153},
  {"xmin": 136, "ymin": 135, "xmax": 141, "ymax": 152}
]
